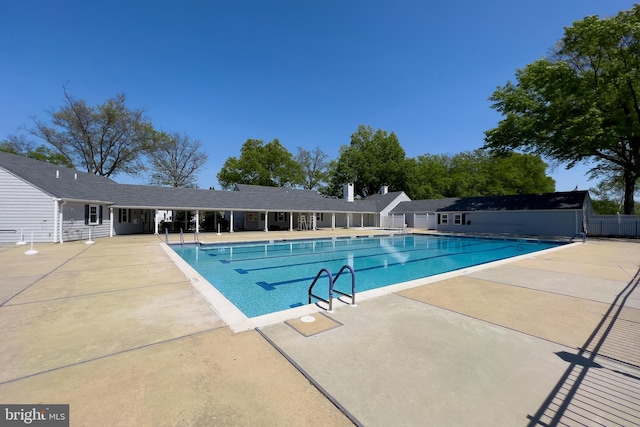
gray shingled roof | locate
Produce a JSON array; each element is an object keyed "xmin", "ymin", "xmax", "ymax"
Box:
[
  {"xmin": 0, "ymin": 151, "xmax": 381, "ymax": 213},
  {"xmin": 102, "ymin": 182, "xmax": 378, "ymax": 213},
  {"xmin": 437, "ymin": 191, "xmax": 590, "ymax": 211},
  {"xmin": 0, "ymin": 151, "xmax": 117, "ymax": 203},
  {"xmin": 363, "ymin": 191, "xmax": 408, "ymax": 211},
  {"xmin": 233, "ymin": 183, "xmax": 322, "ymax": 198},
  {"xmin": 391, "ymin": 198, "xmax": 460, "ymax": 213},
  {"xmin": 391, "ymin": 192, "xmax": 589, "ymax": 213}
]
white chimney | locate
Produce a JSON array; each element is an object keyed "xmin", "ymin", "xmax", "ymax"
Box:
[
  {"xmin": 380, "ymin": 185, "xmax": 388, "ymax": 195},
  {"xmin": 343, "ymin": 183, "xmax": 354, "ymax": 202}
]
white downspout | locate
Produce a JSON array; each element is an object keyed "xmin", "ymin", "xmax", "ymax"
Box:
[{"xmin": 264, "ymin": 211, "xmax": 269, "ymax": 232}]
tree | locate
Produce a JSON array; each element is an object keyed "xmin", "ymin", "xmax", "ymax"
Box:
[
  {"xmin": 295, "ymin": 146, "xmax": 329, "ymax": 190},
  {"xmin": 147, "ymin": 132, "xmax": 208, "ymax": 187},
  {"xmin": 326, "ymin": 125, "xmax": 409, "ymax": 198},
  {"xmin": 404, "ymin": 154, "xmax": 453, "ymax": 200},
  {"xmin": 404, "ymin": 150, "xmax": 554, "ymax": 199},
  {"xmin": 0, "ymin": 134, "xmax": 73, "ymax": 167},
  {"xmin": 30, "ymin": 87, "xmax": 156, "ymax": 177},
  {"xmin": 217, "ymin": 138, "xmax": 303, "ymax": 189},
  {"xmin": 484, "ymin": 5, "xmax": 640, "ymax": 214}
]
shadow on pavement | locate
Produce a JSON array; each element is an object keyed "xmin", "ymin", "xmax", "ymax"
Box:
[{"xmin": 527, "ymin": 268, "xmax": 640, "ymax": 426}]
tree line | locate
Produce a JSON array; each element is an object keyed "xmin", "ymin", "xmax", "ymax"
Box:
[{"xmin": 216, "ymin": 124, "xmax": 555, "ymax": 200}]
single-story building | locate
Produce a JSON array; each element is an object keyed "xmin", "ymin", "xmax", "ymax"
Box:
[
  {"xmin": 0, "ymin": 151, "xmax": 409, "ymax": 243},
  {"xmin": 390, "ymin": 192, "xmax": 593, "ymax": 237},
  {"xmin": 0, "ymin": 151, "xmax": 592, "ymax": 243}
]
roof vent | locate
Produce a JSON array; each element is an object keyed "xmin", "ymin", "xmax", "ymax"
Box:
[
  {"xmin": 56, "ymin": 170, "xmax": 59, "ymax": 179},
  {"xmin": 74, "ymin": 173, "xmax": 77, "ymax": 180}
]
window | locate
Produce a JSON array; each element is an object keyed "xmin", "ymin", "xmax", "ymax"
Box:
[
  {"xmin": 439, "ymin": 213, "xmax": 448, "ymax": 225},
  {"xmin": 454, "ymin": 214, "xmax": 462, "ymax": 225},
  {"xmin": 119, "ymin": 208, "xmax": 129, "ymax": 223},
  {"xmin": 276, "ymin": 212, "xmax": 287, "ymax": 222},
  {"xmin": 315, "ymin": 213, "xmax": 324, "ymax": 221},
  {"xmin": 247, "ymin": 212, "xmax": 259, "ymax": 222},
  {"xmin": 85, "ymin": 204, "xmax": 101, "ymax": 225}
]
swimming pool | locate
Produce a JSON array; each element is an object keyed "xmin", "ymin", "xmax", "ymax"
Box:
[{"xmin": 171, "ymin": 234, "xmax": 563, "ymax": 318}]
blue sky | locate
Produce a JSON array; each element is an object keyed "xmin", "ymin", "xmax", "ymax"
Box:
[{"xmin": 1, "ymin": 1, "xmax": 635, "ymax": 192}]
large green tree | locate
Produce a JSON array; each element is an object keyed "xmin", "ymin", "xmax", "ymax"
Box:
[
  {"xmin": 147, "ymin": 131, "xmax": 208, "ymax": 188},
  {"xmin": 30, "ymin": 88, "xmax": 156, "ymax": 177},
  {"xmin": 295, "ymin": 146, "xmax": 329, "ymax": 190},
  {"xmin": 484, "ymin": 5, "xmax": 640, "ymax": 214},
  {"xmin": 0, "ymin": 134, "xmax": 73, "ymax": 167},
  {"xmin": 217, "ymin": 138, "xmax": 303, "ymax": 189},
  {"xmin": 325, "ymin": 125, "xmax": 409, "ymax": 198},
  {"xmin": 405, "ymin": 150, "xmax": 554, "ymax": 199}
]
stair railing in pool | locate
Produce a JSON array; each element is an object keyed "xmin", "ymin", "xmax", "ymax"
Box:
[
  {"xmin": 308, "ymin": 265, "xmax": 357, "ymax": 313},
  {"xmin": 332, "ymin": 264, "xmax": 357, "ymax": 307},
  {"xmin": 308, "ymin": 268, "xmax": 334, "ymax": 311}
]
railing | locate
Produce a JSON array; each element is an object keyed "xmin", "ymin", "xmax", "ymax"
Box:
[
  {"xmin": 332, "ymin": 265, "xmax": 356, "ymax": 306},
  {"xmin": 570, "ymin": 232, "xmax": 587, "ymax": 243},
  {"xmin": 164, "ymin": 228, "xmax": 197, "ymax": 245},
  {"xmin": 308, "ymin": 265, "xmax": 356, "ymax": 312}
]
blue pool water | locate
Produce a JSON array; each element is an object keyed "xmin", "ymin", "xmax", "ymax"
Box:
[{"xmin": 171, "ymin": 234, "xmax": 563, "ymax": 318}]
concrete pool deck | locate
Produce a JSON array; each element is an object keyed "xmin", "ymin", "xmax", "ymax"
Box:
[{"xmin": 0, "ymin": 230, "xmax": 639, "ymax": 425}]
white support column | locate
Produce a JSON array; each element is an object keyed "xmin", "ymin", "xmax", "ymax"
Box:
[
  {"xmin": 195, "ymin": 210, "xmax": 200, "ymax": 233},
  {"xmin": 154, "ymin": 209, "xmax": 159, "ymax": 234},
  {"xmin": 360, "ymin": 213, "xmax": 364, "ymax": 227},
  {"xmin": 289, "ymin": 212, "xmax": 293, "ymax": 231},
  {"xmin": 229, "ymin": 211, "xmax": 234, "ymax": 233},
  {"xmin": 312, "ymin": 212, "xmax": 316, "ymax": 230},
  {"xmin": 53, "ymin": 199, "xmax": 59, "ymax": 243},
  {"xmin": 110, "ymin": 208, "xmax": 114, "ymax": 237},
  {"xmin": 264, "ymin": 211, "xmax": 269, "ymax": 232},
  {"xmin": 331, "ymin": 212, "xmax": 335, "ymax": 229}
]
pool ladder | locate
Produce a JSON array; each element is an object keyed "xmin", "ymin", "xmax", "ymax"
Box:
[{"xmin": 308, "ymin": 265, "xmax": 356, "ymax": 312}]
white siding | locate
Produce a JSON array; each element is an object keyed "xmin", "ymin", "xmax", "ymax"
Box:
[
  {"xmin": 60, "ymin": 202, "xmax": 111, "ymax": 242},
  {"xmin": 0, "ymin": 168, "xmax": 55, "ymax": 243},
  {"xmin": 437, "ymin": 210, "xmax": 583, "ymax": 237}
]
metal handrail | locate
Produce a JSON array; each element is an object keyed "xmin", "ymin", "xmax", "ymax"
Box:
[
  {"xmin": 308, "ymin": 268, "xmax": 334, "ymax": 311},
  {"xmin": 308, "ymin": 265, "xmax": 357, "ymax": 312},
  {"xmin": 570, "ymin": 232, "xmax": 587, "ymax": 243},
  {"xmin": 332, "ymin": 264, "xmax": 356, "ymax": 306}
]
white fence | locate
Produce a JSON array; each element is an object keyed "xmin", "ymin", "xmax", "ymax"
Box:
[
  {"xmin": 588, "ymin": 215, "xmax": 640, "ymax": 237},
  {"xmin": 382, "ymin": 214, "xmax": 406, "ymax": 229}
]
